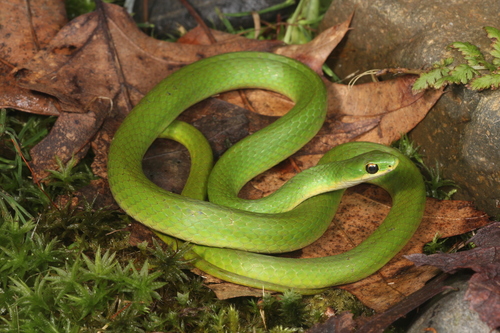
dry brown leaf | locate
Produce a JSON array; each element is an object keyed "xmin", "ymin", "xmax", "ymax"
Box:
[
  {"xmin": 351, "ymin": 273, "xmax": 450, "ymax": 333},
  {"xmin": 15, "ymin": 4, "xmax": 282, "ymax": 113},
  {"xmin": 0, "ymin": 0, "xmax": 65, "ymax": 115},
  {"xmin": 0, "ymin": 0, "xmax": 66, "ymax": 67},
  {"xmin": 295, "ymin": 76, "xmax": 443, "ymax": 155},
  {"xmin": 275, "ymin": 12, "xmax": 354, "ymax": 74},
  {"xmin": 407, "ymin": 222, "xmax": 500, "ymax": 330},
  {"xmin": 194, "ymin": 269, "xmax": 267, "ymax": 299},
  {"xmin": 0, "ymin": 66, "xmax": 61, "ymax": 116},
  {"xmin": 177, "ymin": 25, "xmax": 281, "ymax": 49},
  {"xmin": 308, "ymin": 312, "xmax": 355, "ymax": 333}
]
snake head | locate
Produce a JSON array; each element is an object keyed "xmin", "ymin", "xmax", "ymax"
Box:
[{"xmin": 333, "ymin": 150, "xmax": 400, "ymax": 188}]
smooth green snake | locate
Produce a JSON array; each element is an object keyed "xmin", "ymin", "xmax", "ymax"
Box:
[{"xmin": 107, "ymin": 52, "xmax": 426, "ymax": 294}]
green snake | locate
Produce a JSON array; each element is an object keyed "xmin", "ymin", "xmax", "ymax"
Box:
[{"xmin": 107, "ymin": 52, "xmax": 426, "ymax": 294}]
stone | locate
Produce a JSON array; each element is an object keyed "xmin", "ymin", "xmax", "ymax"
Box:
[
  {"xmin": 132, "ymin": 0, "xmax": 294, "ymax": 38},
  {"xmin": 407, "ymin": 274, "xmax": 499, "ymax": 333}
]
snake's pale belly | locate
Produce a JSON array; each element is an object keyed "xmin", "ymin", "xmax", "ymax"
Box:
[{"xmin": 107, "ymin": 52, "xmax": 426, "ymax": 293}]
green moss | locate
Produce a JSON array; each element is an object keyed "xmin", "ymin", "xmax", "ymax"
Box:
[{"xmin": 1, "ymin": 109, "xmax": 346, "ymax": 331}]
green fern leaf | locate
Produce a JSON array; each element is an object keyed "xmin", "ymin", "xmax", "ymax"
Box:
[
  {"xmin": 484, "ymin": 26, "xmax": 500, "ymax": 66},
  {"xmin": 468, "ymin": 73, "xmax": 500, "ymax": 90},
  {"xmin": 449, "ymin": 63, "xmax": 480, "ymax": 83},
  {"xmin": 442, "ymin": 57, "xmax": 455, "ymax": 66},
  {"xmin": 435, "ymin": 76, "xmax": 458, "ymax": 87},
  {"xmin": 450, "ymin": 42, "xmax": 496, "ymax": 71},
  {"xmin": 450, "ymin": 42, "xmax": 482, "ymax": 64},
  {"xmin": 413, "ymin": 66, "xmax": 450, "ymax": 91},
  {"xmin": 432, "ymin": 63, "xmax": 478, "ymax": 87}
]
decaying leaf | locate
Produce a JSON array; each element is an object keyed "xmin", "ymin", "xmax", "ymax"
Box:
[
  {"xmin": 0, "ymin": 0, "xmax": 65, "ymax": 115},
  {"xmin": 407, "ymin": 222, "xmax": 500, "ymax": 330},
  {"xmin": 0, "ymin": 0, "xmax": 66, "ymax": 66},
  {"xmin": 307, "ymin": 311, "xmax": 355, "ymax": 333},
  {"xmin": 351, "ymin": 273, "xmax": 450, "ymax": 333}
]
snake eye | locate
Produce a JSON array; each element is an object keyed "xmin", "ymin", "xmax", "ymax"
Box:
[{"xmin": 366, "ymin": 163, "xmax": 379, "ymax": 174}]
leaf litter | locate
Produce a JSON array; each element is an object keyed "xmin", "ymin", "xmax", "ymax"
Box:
[
  {"xmin": 0, "ymin": 0, "xmax": 66, "ymax": 116},
  {"xmin": 407, "ymin": 222, "xmax": 500, "ymax": 330},
  {"xmin": 0, "ymin": 0, "xmax": 497, "ymax": 330}
]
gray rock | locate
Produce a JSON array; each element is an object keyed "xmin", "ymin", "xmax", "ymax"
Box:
[
  {"xmin": 132, "ymin": 0, "xmax": 294, "ymax": 38},
  {"xmin": 407, "ymin": 274, "xmax": 499, "ymax": 333},
  {"xmin": 319, "ymin": 0, "xmax": 500, "ymax": 218}
]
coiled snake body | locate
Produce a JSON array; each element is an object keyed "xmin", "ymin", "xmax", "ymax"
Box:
[{"xmin": 108, "ymin": 52, "xmax": 426, "ymax": 293}]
